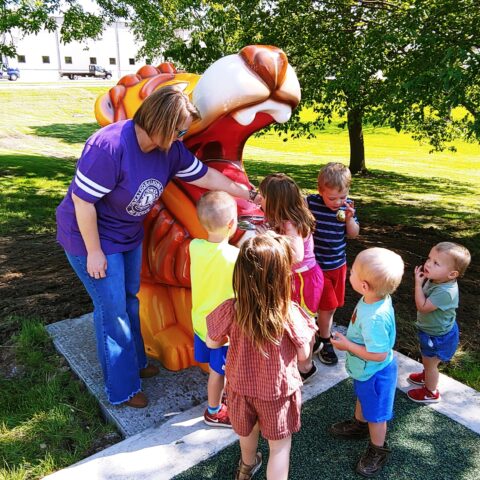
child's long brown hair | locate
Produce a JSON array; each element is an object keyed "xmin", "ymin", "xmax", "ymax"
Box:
[
  {"xmin": 259, "ymin": 173, "xmax": 316, "ymax": 238},
  {"xmin": 233, "ymin": 233, "xmax": 293, "ymax": 355}
]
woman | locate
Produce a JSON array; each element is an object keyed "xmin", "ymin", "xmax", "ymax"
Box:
[{"xmin": 56, "ymin": 86, "xmax": 260, "ymax": 408}]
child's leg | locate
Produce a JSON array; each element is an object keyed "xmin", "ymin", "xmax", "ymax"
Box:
[
  {"xmin": 239, "ymin": 422, "xmax": 260, "ymax": 466},
  {"xmin": 368, "ymin": 421, "xmax": 387, "ymax": 447},
  {"xmin": 355, "ymin": 397, "xmax": 366, "ymax": 422},
  {"xmin": 207, "ymin": 368, "xmax": 225, "ymax": 409},
  {"xmin": 267, "ymin": 436, "xmax": 292, "ymax": 480},
  {"xmin": 317, "ymin": 308, "xmax": 336, "ymax": 338},
  {"xmin": 298, "ymin": 334, "xmax": 315, "ymax": 374},
  {"xmin": 423, "ymin": 355, "xmax": 441, "ymax": 392}
]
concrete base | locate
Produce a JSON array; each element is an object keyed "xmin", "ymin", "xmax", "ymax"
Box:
[{"xmin": 46, "ymin": 313, "xmax": 208, "ymax": 437}]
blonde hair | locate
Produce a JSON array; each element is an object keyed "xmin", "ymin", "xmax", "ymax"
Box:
[
  {"xmin": 196, "ymin": 191, "xmax": 237, "ymax": 233},
  {"xmin": 233, "ymin": 233, "xmax": 293, "ymax": 355},
  {"xmin": 318, "ymin": 162, "xmax": 352, "ymax": 192},
  {"xmin": 354, "ymin": 247, "xmax": 404, "ymax": 297},
  {"xmin": 259, "ymin": 173, "xmax": 316, "ymax": 238},
  {"xmin": 433, "ymin": 242, "xmax": 471, "ymax": 277},
  {"xmin": 133, "ymin": 85, "xmax": 199, "ymax": 150}
]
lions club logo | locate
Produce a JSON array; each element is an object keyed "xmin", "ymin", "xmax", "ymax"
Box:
[{"xmin": 126, "ymin": 179, "xmax": 163, "ymax": 216}]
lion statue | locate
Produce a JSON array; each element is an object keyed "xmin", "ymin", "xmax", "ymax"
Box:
[{"xmin": 94, "ymin": 45, "xmax": 301, "ymax": 371}]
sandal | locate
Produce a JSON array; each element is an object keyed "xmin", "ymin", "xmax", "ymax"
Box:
[{"xmin": 234, "ymin": 452, "xmax": 262, "ymax": 479}]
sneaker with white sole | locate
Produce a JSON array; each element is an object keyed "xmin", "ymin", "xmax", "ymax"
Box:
[
  {"xmin": 318, "ymin": 340, "xmax": 338, "ymax": 365},
  {"xmin": 407, "ymin": 370, "xmax": 425, "ymax": 386},
  {"xmin": 203, "ymin": 403, "xmax": 232, "ymax": 427},
  {"xmin": 300, "ymin": 362, "xmax": 318, "ymax": 384},
  {"xmin": 407, "ymin": 386, "xmax": 440, "ymax": 403}
]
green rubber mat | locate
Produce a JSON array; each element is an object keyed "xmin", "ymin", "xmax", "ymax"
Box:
[{"xmin": 173, "ymin": 379, "xmax": 480, "ymax": 479}]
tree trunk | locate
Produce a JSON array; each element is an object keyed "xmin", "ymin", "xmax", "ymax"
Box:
[{"xmin": 347, "ymin": 109, "xmax": 366, "ymax": 174}]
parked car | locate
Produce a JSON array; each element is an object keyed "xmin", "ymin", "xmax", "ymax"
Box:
[{"xmin": 0, "ymin": 64, "xmax": 20, "ymax": 81}]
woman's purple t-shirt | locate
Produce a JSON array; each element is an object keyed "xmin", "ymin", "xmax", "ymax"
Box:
[{"xmin": 56, "ymin": 120, "xmax": 208, "ymax": 255}]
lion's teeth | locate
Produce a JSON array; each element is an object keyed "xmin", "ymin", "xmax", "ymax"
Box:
[{"xmin": 232, "ymin": 99, "xmax": 292, "ymax": 126}]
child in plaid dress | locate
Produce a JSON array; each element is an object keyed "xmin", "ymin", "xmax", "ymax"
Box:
[{"xmin": 207, "ymin": 233, "xmax": 317, "ymax": 480}]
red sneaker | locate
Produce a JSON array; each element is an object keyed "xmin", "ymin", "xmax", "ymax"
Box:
[
  {"xmin": 407, "ymin": 386, "xmax": 440, "ymax": 403},
  {"xmin": 407, "ymin": 370, "xmax": 425, "ymax": 386},
  {"xmin": 203, "ymin": 404, "xmax": 232, "ymax": 428}
]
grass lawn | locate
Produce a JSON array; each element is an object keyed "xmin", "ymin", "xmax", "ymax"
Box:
[{"xmin": 0, "ymin": 85, "xmax": 479, "ymax": 479}]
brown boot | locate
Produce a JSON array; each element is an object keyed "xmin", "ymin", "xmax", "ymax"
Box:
[
  {"xmin": 329, "ymin": 417, "xmax": 369, "ymax": 439},
  {"xmin": 123, "ymin": 391, "xmax": 148, "ymax": 408},
  {"xmin": 140, "ymin": 363, "xmax": 160, "ymax": 378},
  {"xmin": 356, "ymin": 441, "xmax": 391, "ymax": 477}
]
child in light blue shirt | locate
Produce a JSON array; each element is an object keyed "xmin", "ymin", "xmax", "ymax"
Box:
[{"xmin": 330, "ymin": 247, "xmax": 404, "ymax": 478}]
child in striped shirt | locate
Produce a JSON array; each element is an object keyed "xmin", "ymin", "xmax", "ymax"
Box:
[{"xmin": 307, "ymin": 162, "xmax": 360, "ymax": 366}]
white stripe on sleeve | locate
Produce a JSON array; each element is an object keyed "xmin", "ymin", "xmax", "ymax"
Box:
[
  {"xmin": 175, "ymin": 157, "xmax": 204, "ymax": 178},
  {"xmin": 74, "ymin": 176, "xmax": 105, "ymax": 198},
  {"xmin": 76, "ymin": 169, "xmax": 111, "ymax": 194}
]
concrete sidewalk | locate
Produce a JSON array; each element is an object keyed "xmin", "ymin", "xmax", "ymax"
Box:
[{"xmin": 45, "ymin": 315, "xmax": 480, "ymax": 479}]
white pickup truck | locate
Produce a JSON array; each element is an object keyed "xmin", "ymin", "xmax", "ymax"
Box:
[{"xmin": 59, "ymin": 64, "xmax": 112, "ymax": 80}]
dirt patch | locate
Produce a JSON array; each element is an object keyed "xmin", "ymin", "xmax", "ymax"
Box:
[{"xmin": 0, "ymin": 225, "xmax": 478, "ymax": 357}]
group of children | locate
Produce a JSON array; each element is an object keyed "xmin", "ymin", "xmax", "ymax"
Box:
[{"xmin": 188, "ymin": 162, "xmax": 471, "ymax": 479}]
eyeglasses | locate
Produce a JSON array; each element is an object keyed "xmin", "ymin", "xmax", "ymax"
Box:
[{"xmin": 176, "ymin": 128, "xmax": 188, "ymax": 138}]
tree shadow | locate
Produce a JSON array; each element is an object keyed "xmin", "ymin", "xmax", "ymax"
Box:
[
  {"xmin": 30, "ymin": 123, "xmax": 99, "ymax": 145},
  {"xmin": 245, "ymin": 158, "xmax": 480, "ymax": 251}
]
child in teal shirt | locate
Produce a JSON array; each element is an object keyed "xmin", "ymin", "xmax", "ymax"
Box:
[{"xmin": 330, "ymin": 247, "xmax": 404, "ymax": 478}]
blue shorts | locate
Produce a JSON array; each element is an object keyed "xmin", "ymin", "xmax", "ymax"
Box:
[
  {"xmin": 418, "ymin": 322, "xmax": 459, "ymax": 362},
  {"xmin": 194, "ymin": 334, "xmax": 227, "ymax": 375},
  {"xmin": 354, "ymin": 358, "xmax": 397, "ymax": 423}
]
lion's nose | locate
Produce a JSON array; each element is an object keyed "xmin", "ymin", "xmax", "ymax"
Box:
[{"xmin": 240, "ymin": 45, "xmax": 288, "ymax": 92}]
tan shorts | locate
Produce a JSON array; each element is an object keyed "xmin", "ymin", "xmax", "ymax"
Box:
[{"xmin": 227, "ymin": 388, "xmax": 302, "ymax": 440}]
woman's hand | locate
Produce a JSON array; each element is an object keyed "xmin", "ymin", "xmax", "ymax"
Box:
[{"xmin": 87, "ymin": 250, "xmax": 107, "ymax": 279}]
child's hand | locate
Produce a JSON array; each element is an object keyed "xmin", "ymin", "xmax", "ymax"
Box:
[
  {"xmin": 330, "ymin": 332, "xmax": 350, "ymax": 351},
  {"xmin": 414, "ymin": 265, "xmax": 425, "ymax": 284},
  {"xmin": 344, "ymin": 200, "xmax": 355, "ymax": 221}
]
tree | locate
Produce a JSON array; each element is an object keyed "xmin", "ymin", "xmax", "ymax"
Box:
[{"xmin": 120, "ymin": 0, "xmax": 479, "ymax": 173}]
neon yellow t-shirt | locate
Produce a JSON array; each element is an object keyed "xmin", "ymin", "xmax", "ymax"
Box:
[{"xmin": 189, "ymin": 239, "xmax": 239, "ymax": 341}]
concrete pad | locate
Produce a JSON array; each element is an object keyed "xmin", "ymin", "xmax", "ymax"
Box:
[{"xmin": 46, "ymin": 313, "xmax": 208, "ymax": 437}]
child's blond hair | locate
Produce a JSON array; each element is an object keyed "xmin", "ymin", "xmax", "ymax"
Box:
[
  {"xmin": 233, "ymin": 233, "xmax": 293, "ymax": 356},
  {"xmin": 259, "ymin": 173, "xmax": 316, "ymax": 238},
  {"xmin": 355, "ymin": 247, "xmax": 404, "ymax": 297},
  {"xmin": 196, "ymin": 191, "xmax": 237, "ymax": 233},
  {"xmin": 318, "ymin": 162, "xmax": 352, "ymax": 192},
  {"xmin": 433, "ymin": 242, "xmax": 471, "ymax": 277}
]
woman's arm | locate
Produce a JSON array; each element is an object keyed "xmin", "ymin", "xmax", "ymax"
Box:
[
  {"xmin": 72, "ymin": 193, "xmax": 107, "ymax": 278},
  {"xmin": 330, "ymin": 332, "xmax": 387, "ymax": 362},
  {"xmin": 188, "ymin": 167, "xmax": 262, "ymax": 205}
]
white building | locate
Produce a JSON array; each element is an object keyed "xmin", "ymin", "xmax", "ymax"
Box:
[{"xmin": 5, "ymin": 17, "xmax": 160, "ymax": 81}]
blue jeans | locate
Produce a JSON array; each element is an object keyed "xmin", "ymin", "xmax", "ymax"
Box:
[{"xmin": 65, "ymin": 245, "xmax": 147, "ymax": 404}]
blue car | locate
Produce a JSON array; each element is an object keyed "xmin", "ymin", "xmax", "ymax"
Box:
[{"xmin": 0, "ymin": 64, "xmax": 20, "ymax": 81}]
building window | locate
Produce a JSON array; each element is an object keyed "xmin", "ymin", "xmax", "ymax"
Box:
[
  {"xmin": 145, "ymin": 58, "xmax": 151, "ymax": 65},
  {"xmin": 109, "ymin": 58, "xmax": 116, "ymax": 65},
  {"xmin": 17, "ymin": 55, "xmax": 26, "ymax": 63},
  {"xmin": 90, "ymin": 57, "xmax": 97, "ymax": 65},
  {"xmin": 129, "ymin": 58, "xmax": 135, "ymax": 65},
  {"xmin": 65, "ymin": 56, "xmax": 72, "ymax": 64},
  {"xmin": 42, "ymin": 56, "xmax": 50, "ymax": 64}
]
